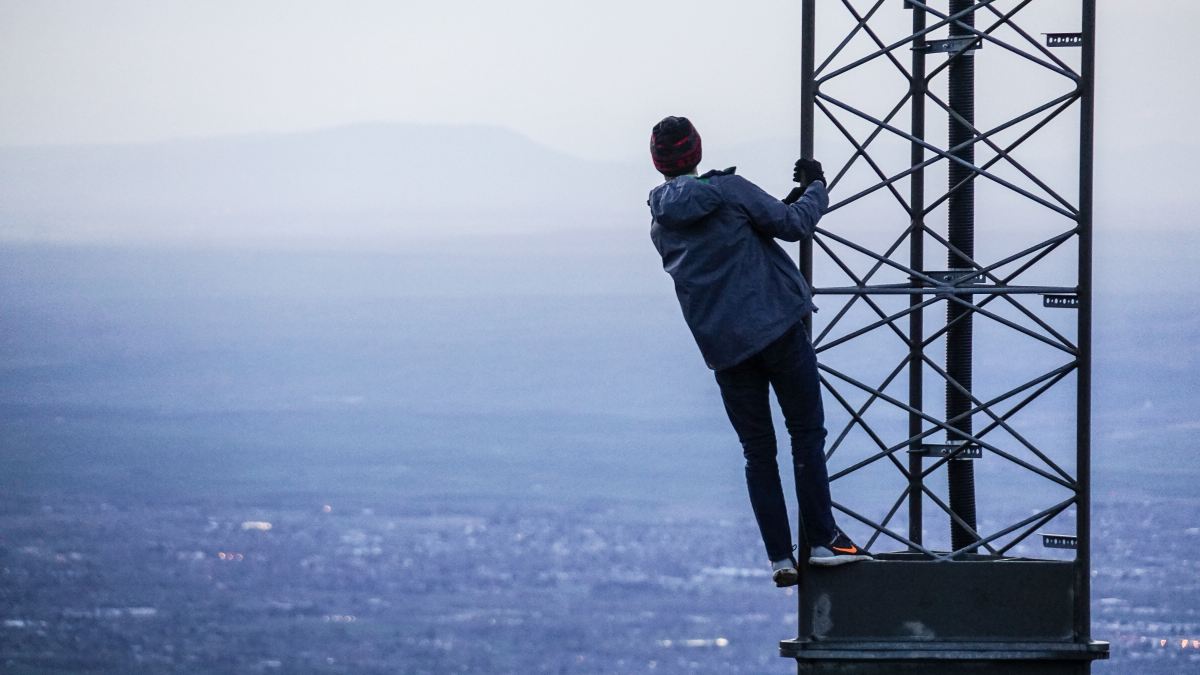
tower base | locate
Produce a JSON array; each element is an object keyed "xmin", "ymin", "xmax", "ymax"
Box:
[
  {"xmin": 782, "ymin": 640, "xmax": 1109, "ymax": 674},
  {"xmin": 781, "ymin": 554, "xmax": 1108, "ymax": 674}
]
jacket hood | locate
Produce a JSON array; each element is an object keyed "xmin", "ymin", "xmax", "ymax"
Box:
[{"xmin": 648, "ymin": 175, "xmax": 724, "ymax": 228}]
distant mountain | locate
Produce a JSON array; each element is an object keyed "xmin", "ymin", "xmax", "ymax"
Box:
[
  {"xmin": 0, "ymin": 123, "xmax": 652, "ymax": 245},
  {"xmin": 0, "ymin": 121, "xmax": 1189, "ymax": 251}
]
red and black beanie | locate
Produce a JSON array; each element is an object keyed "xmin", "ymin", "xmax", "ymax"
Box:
[{"xmin": 650, "ymin": 116, "xmax": 702, "ymax": 177}]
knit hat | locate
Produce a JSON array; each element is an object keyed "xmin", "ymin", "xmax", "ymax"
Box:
[{"xmin": 650, "ymin": 116, "xmax": 702, "ymax": 177}]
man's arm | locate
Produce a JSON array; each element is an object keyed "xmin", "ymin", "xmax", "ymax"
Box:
[{"xmin": 728, "ymin": 175, "xmax": 828, "ymax": 242}]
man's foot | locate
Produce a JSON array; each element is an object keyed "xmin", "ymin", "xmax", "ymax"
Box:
[
  {"xmin": 809, "ymin": 530, "xmax": 873, "ymax": 567},
  {"xmin": 771, "ymin": 557, "xmax": 800, "ymax": 587}
]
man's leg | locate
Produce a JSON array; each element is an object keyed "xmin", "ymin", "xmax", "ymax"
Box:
[
  {"xmin": 760, "ymin": 323, "xmax": 838, "ymax": 549},
  {"xmin": 714, "ymin": 355, "xmax": 795, "ymax": 564}
]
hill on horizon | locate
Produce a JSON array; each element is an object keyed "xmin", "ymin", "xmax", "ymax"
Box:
[
  {"xmin": 0, "ymin": 120, "xmax": 1192, "ymax": 258},
  {"xmin": 0, "ymin": 122, "xmax": 657, "ymax": 246}
]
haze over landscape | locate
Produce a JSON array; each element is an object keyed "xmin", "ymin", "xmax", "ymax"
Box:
[{"xmin": 2, "ymin": 1, "xmax": 1199, "ymax": 673}]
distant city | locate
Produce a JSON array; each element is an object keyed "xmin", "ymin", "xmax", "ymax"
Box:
[
  {"xmin": 1, "ymin": 240, "xmax": 1196, "ymax": 673},
  {"xmin": 1, "ymin": 492, "xmax": 1197, "ymax": 673}
]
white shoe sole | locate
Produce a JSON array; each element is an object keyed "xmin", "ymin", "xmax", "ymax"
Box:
[
  {"xmin": 773, "ymin": 569, "xmax": 800, "ymax": 587},
  {"xmin": 808, "ymin": 554, "xmax": 873, "ymax": 567}
]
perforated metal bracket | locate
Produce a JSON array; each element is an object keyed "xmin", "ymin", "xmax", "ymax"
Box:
[
  {"xmin": 910, "ymin": 442, "xmax": 983, "ymax": 460},
  {"xmin": 1042, "ymin": 533, "xmax": 1078, "ymax": 549},
  {"xmin": 1045, "ymin": 32, "xmax": 1083, "ymax": 48},
  {"xmin": 1042, "ymin": 294, "xmax": 1079, "ymax": 308}
]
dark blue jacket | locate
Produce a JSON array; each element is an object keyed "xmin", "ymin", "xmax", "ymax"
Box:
[{"xmin": 649, "ymin": 168, "xmax": 827, "ymax": 370}]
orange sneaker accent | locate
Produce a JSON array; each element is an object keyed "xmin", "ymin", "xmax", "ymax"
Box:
[{"xmin": 831, "ymin": 545, "xmax": 859, "ymax": 554}]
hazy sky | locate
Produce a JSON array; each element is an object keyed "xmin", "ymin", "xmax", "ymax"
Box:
[{"xmin": 1, "ymin": 1, "xmax": 1195, "ymax": 161}]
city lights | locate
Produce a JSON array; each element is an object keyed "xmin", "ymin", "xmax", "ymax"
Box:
[
  {"xmin": 1154, "ymin": 637, "xmax": 1198, "ymax": 649},
  {"xmin": 655, "ymin": 638, "xmax": 730, "ymax": 649}
]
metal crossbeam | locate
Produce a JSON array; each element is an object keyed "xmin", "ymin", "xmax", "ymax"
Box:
[
  {"xmin": 817, "ymin": 0, "xmax": 1002, "ymax": 83},
  {"xmin": 822, "ymin": 360, "xmax": 1079, "ymax": 490},
  {"xmin": 820, "ymin": 90, "xmax": 1082, "ymax": 217},
  {"xmin": 909, "ymin": 0, "xmax": 1079, "ymax": 79}
]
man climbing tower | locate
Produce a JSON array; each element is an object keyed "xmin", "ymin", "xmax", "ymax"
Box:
[{"xmin": 647, "ymin": 116, "xmax": 871, "ymax": 587}]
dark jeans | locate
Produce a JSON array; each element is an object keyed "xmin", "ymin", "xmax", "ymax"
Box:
[{"xmin": 714, "ymin": 321, "xmax": 837, "ymax": 562}]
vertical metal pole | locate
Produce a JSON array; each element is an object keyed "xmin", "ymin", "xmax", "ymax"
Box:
[
  {"xmin": 797, "ymin": 4, "xmax": 816, "ymax": 661},
  {"xmin": 1075, "ymin": 0, "xmax": 1096, "ymax": 641},
  {"xmin": 907, "ymin": 4, "xmax": 927, "ymax": 550},
  {"xmin": 800, "ymin": 0, "xmax": 816, "ymax": 337},
  {"xmin": 945, "ymin": 0, "xmax": 979, "ymax": 551}
]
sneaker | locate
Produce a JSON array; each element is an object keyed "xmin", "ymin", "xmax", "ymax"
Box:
[
  {"xmin": 771, "ymin": 557, "xmax": 800, "ymax": 587},
  {"xmin": 808, "ymin": 531, "xmax": 873, "ymax": 567}
]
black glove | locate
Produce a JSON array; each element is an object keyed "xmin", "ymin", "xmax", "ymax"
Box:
[
  {"xmin": 782, "ymin": 186, "xmax": 806, "ymax": 205},
  {"xmin": 793, "ymin": 158, "xmax": 825, "ymax": 187}
]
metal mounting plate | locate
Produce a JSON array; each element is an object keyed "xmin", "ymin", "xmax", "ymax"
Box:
[
  {"xmin": 1045, "ymin": 32, "xmax": 1084, "ymax": 48},
  {"xmin": 918, "ymin": 270, "xmax": 987, "ymax": 285},
  {"xmin": 917, "ymin": 37, "xmax": 982, "ymax": 54},
  {"xmin": 911, "ymin": 442, "xmax": 982, "ymax": 459},
  {"xmin": 1042, "ymin": 294, "xmax": 1079, "ymax": 308},
  {"xmin": 1042, "ymin": 534, "xmax": 1078, "ymax": 550}
]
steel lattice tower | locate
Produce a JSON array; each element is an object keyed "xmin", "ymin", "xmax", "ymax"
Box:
[{"xmin": 783, "ymin": 1, "xmax": 1108, "ymax": 672}]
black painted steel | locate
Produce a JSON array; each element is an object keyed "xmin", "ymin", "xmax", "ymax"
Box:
[
  {"xmin": 1076, "ymin": 0, "xmax": 1096, "ymax": 643},
  {"xmin": 789, "ymin": 653, "xmax": 1100, "ymax": 675},
  {"xmin": 789, "ymin": 0, "xmax": 1104, "ymax": 671},
  {"xmin": 782, "ymin": 556, "xmax": 1108, "ymax": 672},
  {"xmin": 907, "ymin": 3, "xmax": 927, "ymax": 550},
  {"xmin": 800, "ymin": 0, "xmax": 816, "ymax": 339},
  {"xmin": 794, "ymin": 554, "xmax": 1076, "ymax": 641},
  {"xmin": 945, "ymin": 0, "xmax": 979, "ymax": 552}
]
